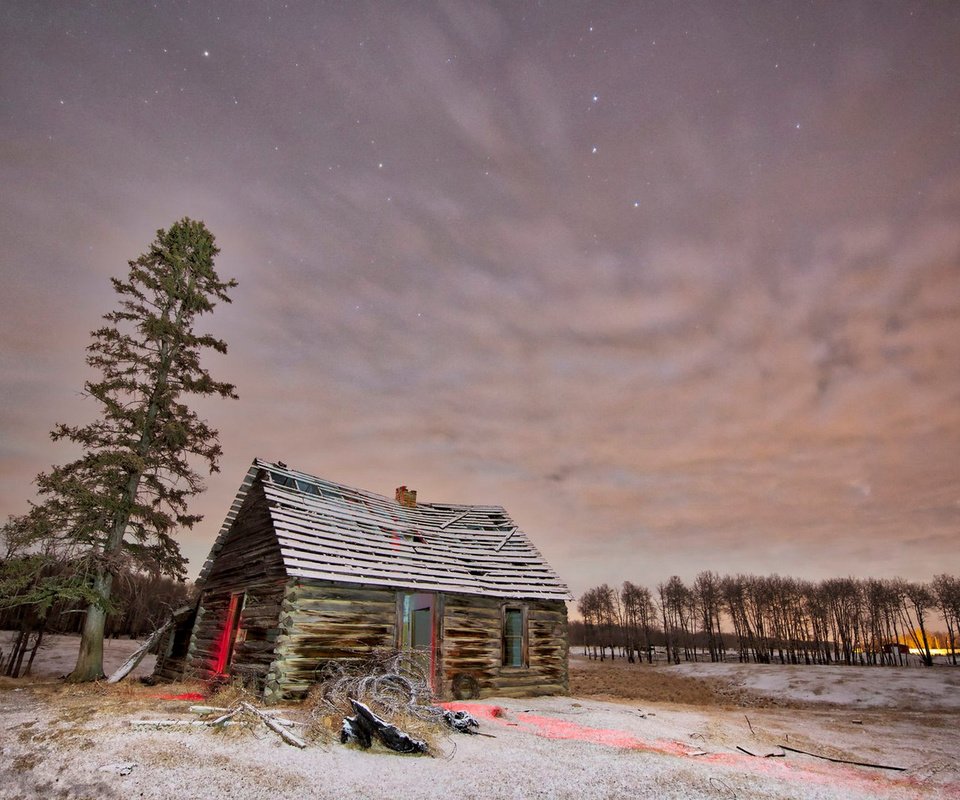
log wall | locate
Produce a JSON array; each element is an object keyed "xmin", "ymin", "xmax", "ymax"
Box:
[
  {"xmin": 266, "ymin": 579, "xmax": 568, "ymax": 701},
  {"xmin": 440, "ymin": 594, "xmax": 568, "ymax": 699},
  {"xmin": 185, "ymin": 478, "xmax": 288, "ymax": 686},
  {"xmin": 265, "ymin": 581, "xmax": 397, "ymax": 701},
  {"xmin": 152, "ymin": 607, "xmax": 198, "ymax": 682}
]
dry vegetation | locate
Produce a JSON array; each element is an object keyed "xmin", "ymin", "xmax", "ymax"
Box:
[{"xmin": 571, "ymin": 654, "xmax": 751, "ymax": 706}]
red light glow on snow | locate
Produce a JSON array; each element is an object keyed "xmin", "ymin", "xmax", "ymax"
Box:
[
  {"xmin": 441, "ymin": 702, "xmax": 960, "ymax": 799},
  {"xmin": 155, "ymin": 692, "xmax": 206, "ymax": 701}
]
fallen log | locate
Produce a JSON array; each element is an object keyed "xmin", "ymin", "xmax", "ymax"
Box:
[
  {"xmin": 209, "ymin": 707, "xmax": 243, "ymax": 727},
  {"xmin": 779, "ymin": 744, "xmax": 906, "ymax": 771},
  {"xmin": 343, "ymin": 699, "xmax": 429, "ymax": 754},
  {"xmin": 131, "ymin": 719, "xmax": 238, "ymax": 727},
  {"xmin": 188, "ymin": 705, "xmax": 288, "ymax": 717},
  {"xmin": 240, "ymin": 701, "xmax": 307, "ymax": 748},
  {"xmin": 107, "ymin": 620, "xmax": 172, "ymax": 684}
]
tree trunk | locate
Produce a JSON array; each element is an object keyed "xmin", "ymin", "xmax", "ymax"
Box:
[
  {"xmin": 68, "ymin": 570, "xmax": 114, "ymax": 681},
  {"xmin": 24, "ymin": 626, "xmax": 45, "ymax": 676}
]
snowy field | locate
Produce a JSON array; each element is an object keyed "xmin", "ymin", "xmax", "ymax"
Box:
[{"xmin": 1, "ymin": 634, "xmax": 957, "ymax": 799}]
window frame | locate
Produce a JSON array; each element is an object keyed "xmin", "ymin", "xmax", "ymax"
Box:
[{"xmin": 501, "ymin": 603, "xmax": 529, "ymax": 669}]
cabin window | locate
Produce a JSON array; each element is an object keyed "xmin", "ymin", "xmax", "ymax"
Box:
[
  {"xmin": 295, "ymin": 478, "xmax": 320, "ymax": 496},
  {"xmin": 269, "ymin": 471, "xmax": 297, "ymax": 489},
  {"xmin": 502, "ymin": 605, "xmax": 528, "ymax": 668}
]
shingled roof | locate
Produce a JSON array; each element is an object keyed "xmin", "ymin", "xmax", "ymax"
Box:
[{"xmin": 198, "ymin": 458, "xmax": 571, "ymax": 601}]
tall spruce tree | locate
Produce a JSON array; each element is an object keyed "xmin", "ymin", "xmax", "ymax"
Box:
[{"xmin": 35, "ymin": 218, "xmax": 237, "ymax": 681}]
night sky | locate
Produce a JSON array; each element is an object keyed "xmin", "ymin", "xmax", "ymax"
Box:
[{"xmin": 2, "ymin": 2, "xmax": 959, "ymax": 598}]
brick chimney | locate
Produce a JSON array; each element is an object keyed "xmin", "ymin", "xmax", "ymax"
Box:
[{"xmin": 395, "ymin": 485, "xmax": 417, "ymax": 508}]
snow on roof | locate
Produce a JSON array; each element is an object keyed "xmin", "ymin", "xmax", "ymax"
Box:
[{"xmin": 198, "ymin": 458, "xmax": 571, "ymax": 601}]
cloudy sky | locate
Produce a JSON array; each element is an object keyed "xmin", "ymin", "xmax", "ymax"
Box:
[{"xmin": 2, "ymin": 2, "xmax": 958, "ymax": 599}]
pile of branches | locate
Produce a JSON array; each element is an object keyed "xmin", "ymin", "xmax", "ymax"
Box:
[
  {"xmin": 306, "ymin": 649, "xmax": 479, "ymax": 756},
  {"xmin": 131, "ymin": 701, "xmax": 306, "ymax": 748}
]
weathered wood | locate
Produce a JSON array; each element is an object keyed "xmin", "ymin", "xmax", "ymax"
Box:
[
  {"xmin": 439, "ymin": 594, "xmax": 568, "ymax": 699},
  {"xmin": 179, "ymin": 478, "xmax": 290, "ymax": 683},
  {"xmin": 173, "ymin": 461, "xmax": 571, "ymax": 703},
  {"xmin": 239, "ymin": 701, "xmax": 306, "ymax": 748},
  {"xmin": 344, "ymin": 699, "xmax": 428, "ymax": 754},
  {"xmin": 109, "ymin": 620, "xmax": 172, "ymax": 683}
]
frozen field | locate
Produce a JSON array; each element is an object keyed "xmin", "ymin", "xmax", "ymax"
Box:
[{"xmin": 1, "ymin": 635, "xmax": 957, "ymax": 799}]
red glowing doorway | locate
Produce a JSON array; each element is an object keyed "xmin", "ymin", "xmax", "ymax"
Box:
[{"xmin": 214, "ymin": 591, "xmax": 246, "ymax": 674}]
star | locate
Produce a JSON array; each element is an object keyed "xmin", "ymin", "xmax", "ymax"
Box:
[
  {"xmin": 591, "ymin": 146, "xmax": 598, "ymax": 154},
  {"xmin": 592, "ymin": 94, "xmax": 599, "ymax": 103},
  {"xmin": 633, "ymin": 201, "xmax": 640, "ymax": 208},
  {"xmin": 203, "ymin": 50, "xmax": 210, "ymax": 58}
]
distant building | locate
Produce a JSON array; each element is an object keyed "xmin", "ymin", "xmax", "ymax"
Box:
[{"xmin": 153, "ymin": 459, "xmax": 571, "ymax": 701}]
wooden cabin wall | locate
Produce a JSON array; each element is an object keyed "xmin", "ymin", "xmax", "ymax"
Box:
[
  {"xmin": 440, "ymin": 595, "xmax": 568, "ymax": 699},
  {"xmin": 185, "ymin": 479, "xmax": 288, "ymax": 686},
  {"xmin": 265, "ymin": 582, "xmax": 568, "ymax": 701},
  {"xmin": 265, "ymin": 580, "xmax": 397, "ymax": 701},
  {"xmin": 151, "ymin": 609, "xmax": 197, "ymax": 683}
]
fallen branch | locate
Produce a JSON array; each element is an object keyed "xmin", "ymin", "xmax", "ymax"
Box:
[
  {"xmin": 744, "ymin": 714, "xmax": 755, "ymax": 736},
  {"xmin": 131, "ymin": 719, "xmax": 238, "ymax": 727},
  {"xmin": 209, "ymin": 707, "xmax": 243, "ymax": 727},
  {"xmin": 189, "ymin": 705, "xmax": 288, "ymax": 717},
  {"xmin": 736, "ymin": 745, "xmax": 784, "ymax": 758},
  {"xmin": 240, "ymin": 701, "xmax": 307, "ymax": 748},
  {"xmin": 779, "ymin": 744, "xmax": 906, "ymax": 771},
  {"xmin": 672, "ymin": 741, "xmax": 708, "ymax": 756},
  {"xmin": 107, "ymin": 620, "xmax": 172, "ymax": 684}
]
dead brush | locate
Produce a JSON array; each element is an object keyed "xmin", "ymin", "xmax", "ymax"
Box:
[
  {"xmin": 207, "ymin": 675, "xmax": 257, "ymax": 709},
  {"xmin": 304, "ymin": 649, "xmax": 456, "ymax": 756}
]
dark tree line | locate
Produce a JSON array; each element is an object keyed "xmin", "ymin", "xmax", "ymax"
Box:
[
  {"xmin": 1, "ymin": 514, "xmax": 193, "ymax": 678},
  {"xmin": 576, "ymin": 572, "xmax": 960, "ymax": 668}
]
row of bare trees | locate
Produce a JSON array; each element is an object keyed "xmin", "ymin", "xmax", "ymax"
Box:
[{"xmin": 576, "ymin": 573, "xmax": 960, "ymax": 667}]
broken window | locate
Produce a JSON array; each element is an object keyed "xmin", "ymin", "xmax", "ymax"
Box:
[
  {"xmin": 268, "ymin": 471, "xmax": 297, "ymax": 489},
  {"xmin": 295, "ymin": 478, "xmax": 320, "ymax": 496},
  {"xmin": 502, "ymin": 605, "xmax": 527, "ymax": 668}
]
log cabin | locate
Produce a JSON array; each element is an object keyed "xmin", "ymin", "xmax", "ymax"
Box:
[{"xmin": 154, "ymin": 458, "xmax": 571, "ymax": 702}]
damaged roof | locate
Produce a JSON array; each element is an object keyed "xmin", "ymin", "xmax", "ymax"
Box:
[{"xmin": 198, "ymin": 458, "xmax": 571, "ymax": 601}]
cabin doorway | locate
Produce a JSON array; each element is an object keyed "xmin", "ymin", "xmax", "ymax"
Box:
[
  {"xmin": 214, "ymin": 591, "xmax": 246, "ymax": 674},
  {"xmin": 399, "ymin": 593, "xmax": 437, "ymax": 689}
]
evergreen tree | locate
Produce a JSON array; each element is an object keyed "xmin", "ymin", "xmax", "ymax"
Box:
[{"xmin": 34, "ymin": 218, "xmax": 237, "ymax": 681}]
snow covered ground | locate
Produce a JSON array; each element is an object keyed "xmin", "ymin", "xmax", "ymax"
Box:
[
  {"xmin": 669, "ymin": 659, "xmax": 960, "ymax": 710},
  {"xmin": 1, "ymin": 635, "xmax": 957, "ymax": 799}
]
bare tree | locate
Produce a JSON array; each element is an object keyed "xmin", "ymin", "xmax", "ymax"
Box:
[
  {"xmin": 932, "ymin": 574, "xmax": 960, "ymax": 666},
  {"xmin": 897, "ymin": 580, "xmax": 936, "ymax": 666},
  {"xmin": 694, "ymin": 571, "xmax": 724, "ymax": 662}
]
